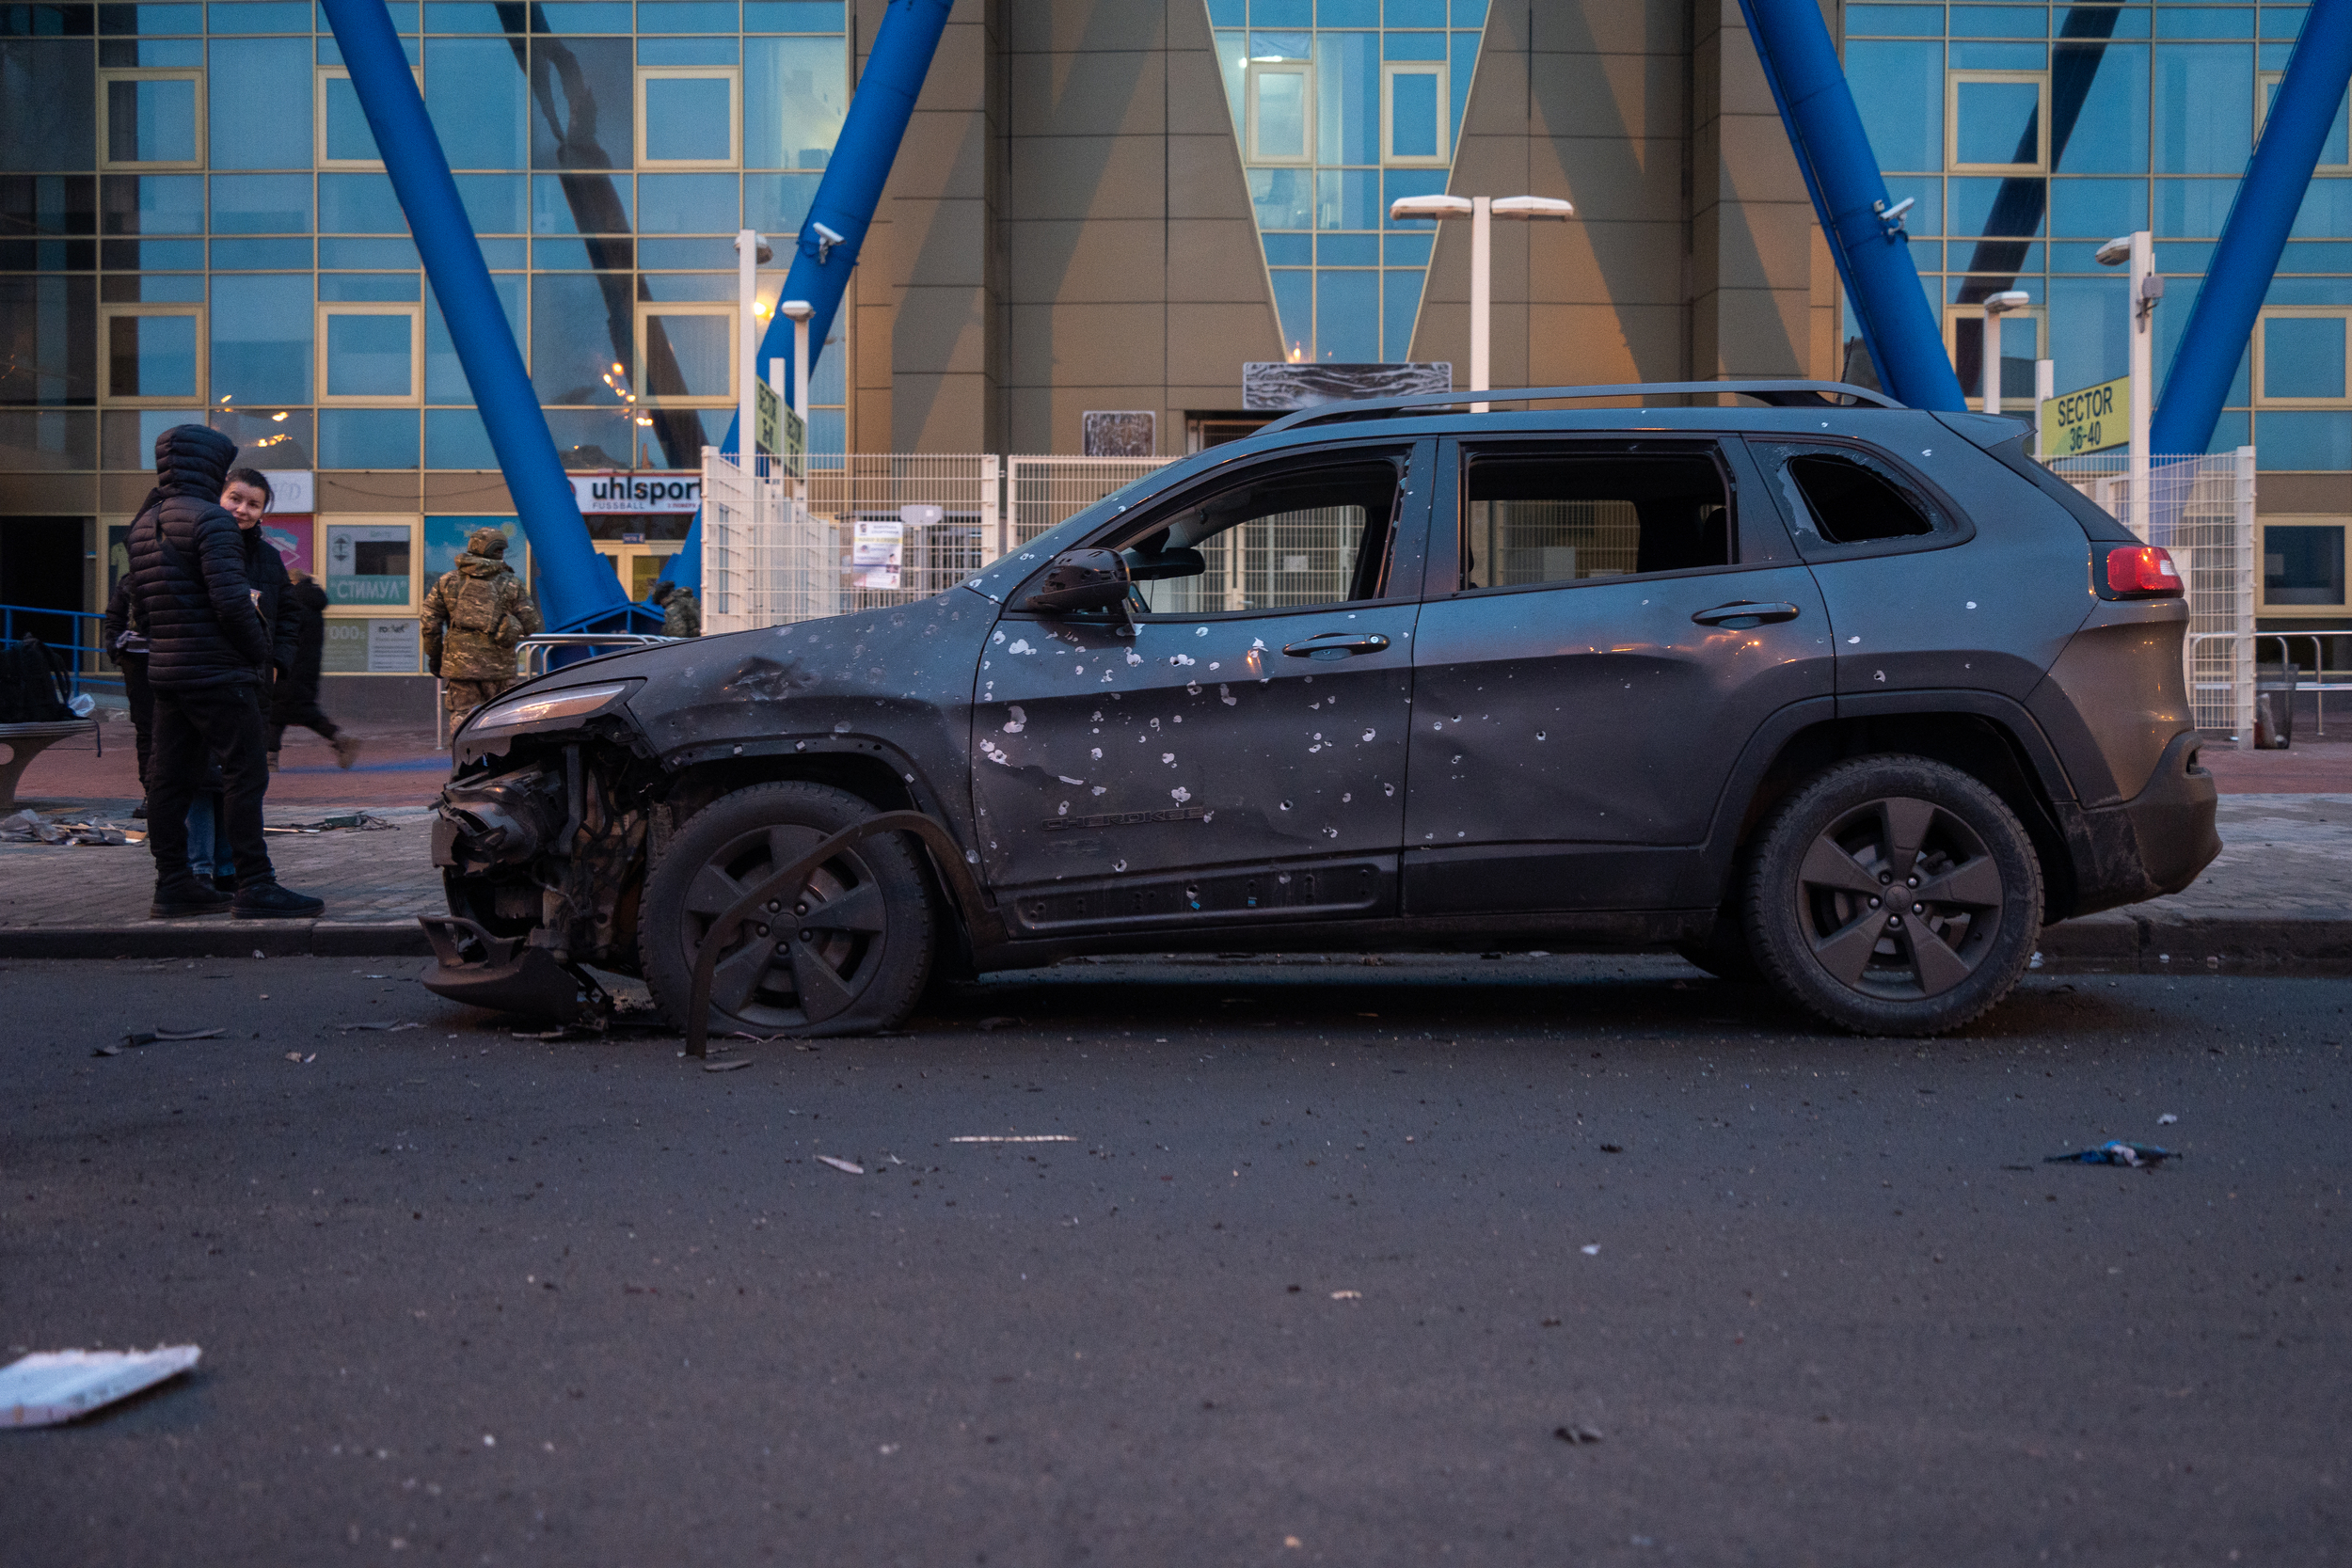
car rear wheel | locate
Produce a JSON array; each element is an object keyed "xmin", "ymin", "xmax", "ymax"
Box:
[
  {"xmin": 640, "ymin": 782, "xmax": 935, "ymax": 1037},
  {"xmin": 1742, "ymin": 755, "xmax": 2041, "ymax": 1037}
]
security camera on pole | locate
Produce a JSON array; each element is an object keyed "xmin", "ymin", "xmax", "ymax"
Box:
[
  {"xmin": 1388, "ymin": 194, "xmax": 1575, "ymax": 411},
  {"xmin": 2097, "ymin": 231, "xmax": 2163, "ymax": 540}
]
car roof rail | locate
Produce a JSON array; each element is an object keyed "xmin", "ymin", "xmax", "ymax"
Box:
[{"xmin": 1255, "ymin": 378, "xmax": 1905, "ymax": 435}]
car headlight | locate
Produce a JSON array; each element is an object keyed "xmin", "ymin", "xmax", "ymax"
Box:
[{"xmin": 465, "ymin": 681, "xmax": 635, "ymax": 736}]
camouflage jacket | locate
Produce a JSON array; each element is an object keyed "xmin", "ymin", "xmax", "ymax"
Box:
[
  {"xmin": 420, "ymin": 554, "xmax": 542, "ymax": 680},
  {"xmin": 662, "ymin": 588, "xmax": 702, "ymax": 639}
]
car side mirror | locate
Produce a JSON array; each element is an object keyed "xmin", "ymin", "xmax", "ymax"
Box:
[{"xmin": 1023, "ymin": 548, "xmax": 1132, "ymax": 614}]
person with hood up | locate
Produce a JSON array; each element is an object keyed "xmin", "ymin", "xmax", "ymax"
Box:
[
  {"xmin": 124, "ymin": 426, "xmax": 324, "ymax": 920},
  {"xmin": 649, "ymin": 579, "xmax": 701, "ymax": 637},
  {"xmin": 421, "ymin": 526, "xmax": 542, "ymax": 733}
]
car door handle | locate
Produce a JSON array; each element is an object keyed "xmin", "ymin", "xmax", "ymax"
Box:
[
  {"xmin": 1281, "ymin": 632, "xmax": 1391, "ymax": 659},
  {"xmin": 1691, "ymin": 601, "xmax": 1802, "ymax": 627}
]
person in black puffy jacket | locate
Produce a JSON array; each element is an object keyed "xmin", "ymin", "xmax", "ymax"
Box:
[{"xmin": 124, "ymin": 425, "xmax": 323, "ymax": 921}]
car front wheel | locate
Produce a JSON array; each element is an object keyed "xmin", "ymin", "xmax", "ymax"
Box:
[{"xmin": 1742, "ymin": 755, "xmax": 2041, "ymax": 1037}]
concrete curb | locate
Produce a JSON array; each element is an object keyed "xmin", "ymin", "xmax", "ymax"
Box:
[
  {"xmin": 2036, "ymin": 913, "xmax": 2352, "ymax": 975},
  {"xmin": 0, "ymin": 921, "xmax": 432, "ymax": 959}
]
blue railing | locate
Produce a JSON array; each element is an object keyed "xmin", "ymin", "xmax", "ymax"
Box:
[{"xmin": 0, "ymin": 604, "xmax": 107, "ymax": 699}]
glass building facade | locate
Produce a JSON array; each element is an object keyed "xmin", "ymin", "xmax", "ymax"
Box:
[{"xmin": 1845, "ymin": 1, "xmax": 2352, "ymax": 468}]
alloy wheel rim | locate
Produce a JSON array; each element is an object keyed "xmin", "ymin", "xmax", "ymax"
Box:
[
  {"xmin": 680, "ymin": 825, "xmax": 889, "ymax": 1026},
  {"xmin": 1794, "ymin": 795, "xmax": 2004, "ymax": 1001}
]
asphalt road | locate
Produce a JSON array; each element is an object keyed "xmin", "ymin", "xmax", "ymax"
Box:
[{"xmin": 4, "ymin": 954, "xmax": 2346, "ymax": 1565}]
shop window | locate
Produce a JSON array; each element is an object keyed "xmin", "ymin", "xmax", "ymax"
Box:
[
  {"xmin": 100, "ymin": 70, "xmax": 203, "ymax": 169},
  {"xmin": 636, "ymin": 66, "xmax": 739, "ymax": 168},
  {"xmin": 2262, "ymin": 520, "xmax": 2348, "ymax": 610},
  {"xmin": 635, "ymin": 302, "xmax": 734, "ymax": 404},
  {"xmin": 323, "ymin": 519, "xmax": 416, "ymax": 609},
  {"xmin": 100, "ymin": 303, "xmax": 203, "ymax": 403},
  {"xmin": 1948, "ymin": 71, "xmax": 2048, "ymax": 174},
  {"xmin": 1381, "ymin": 61, "xmax": 1447, "ymax": 166},
  {"xmin": 317, "ymin": 302, "xmax": 423, "ymax": 404},
  {"xmin": 1247, "ymin": 60, "xmax": 1313, "ymax": 166},
  {"xmin": 2258, "ymin": 72, "xmax": 2352, "ymax": 173},
  {"xmin": 2255, "ymin": 310, "xmax": 2351, "ymax": 406}
]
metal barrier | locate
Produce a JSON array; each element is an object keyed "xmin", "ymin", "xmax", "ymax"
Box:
[
  {"xmin": 0, "ymin": 603, "xmax": 105, "ymax": 698},
  {"xmin": 1007, "ymin": 454, "xmax": 1175, "ymax": 552},
  {"xmin": 2188, "ymin": 629, "xmax": 2352, "ymax": 738},
  {"xmin": 703, "ymin": 451, "xmax": 842, "ymax": 634}
]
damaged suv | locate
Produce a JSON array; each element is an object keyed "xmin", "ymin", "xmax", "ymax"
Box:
[{"xmin": 421, "ymin": 380, "xmax": 2217, "ymax": 1038}]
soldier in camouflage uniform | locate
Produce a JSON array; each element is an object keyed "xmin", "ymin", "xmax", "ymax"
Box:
[
  {"xmin": 421, "ymin": 527, "xmax": 543, "ymax": 731},
  {"xmin": 650, "ymin": 580, "xmax": 702, "ymax": 638}
]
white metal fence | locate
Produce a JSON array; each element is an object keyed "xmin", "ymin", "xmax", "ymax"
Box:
[
  {"xmin": 700, "ymin": 450, "xmax": 842, "ymax": 635},
  {"xmin": 1006, "ymin": 455, "xmax": 1174, "ymax": 553},
  {"xmin": 2046, "ymin": 447, "xmax": 2255, "ymax": 744}
]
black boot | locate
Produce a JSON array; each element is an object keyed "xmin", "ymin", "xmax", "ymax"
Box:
[
  {"xmin": 231, "ymin": 880, "xmax": 326, "ymax": 920},
  {"xmin": 130, "ymin": 798, "xmax": 148, "ymax": 821},
  {"xmin": 151, "ymin": 876, "xmax": 231, "ymax": 920}
]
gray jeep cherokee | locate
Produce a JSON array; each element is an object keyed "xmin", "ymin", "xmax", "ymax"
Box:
[{"xmin": 419, "ymin": 381, "xmax": 2218, "ymax": 1038}]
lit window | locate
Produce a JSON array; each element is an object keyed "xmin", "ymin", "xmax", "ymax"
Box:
[
  {"xmin": 636, "ymin": 303, "xmax": 737, "ymax": 404},
  {"xmin": 2255, "ymin": 310, "xmax": 2352, "ymax": 405},
  {"xmin": 1381, "ymin": 61, "xmax": 1448, "ymax": 166},
  {"xmin": 100, "ymin": 71, "xmax": 204, "ymax": 170},
  {"xmin": 636, "ymin": 68, "xmax": 741, "ymax": 169},
  {"xmin": 1246, "ymin": 60, "xmax": 1314, "ymax": 166},
  {"xmin": 317, "ymin": 303, "xmax": 424, "ymax": 404},
  {"xmin": 100, "ymin": 306, "xmax": 205, "ymax": 404},
  {"xmin": 1947, "ymin": 71, "xmax": 2049, "ymax": 174}
]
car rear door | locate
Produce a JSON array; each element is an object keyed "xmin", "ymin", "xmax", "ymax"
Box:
[{"xmin": 1401, "ymin": 434, "xmax": 1834, "ymax": 914}]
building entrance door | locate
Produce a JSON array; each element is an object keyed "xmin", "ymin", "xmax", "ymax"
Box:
[{"xmin": 593, "ymin": 538, "xmax": 684, "ymax": 600}]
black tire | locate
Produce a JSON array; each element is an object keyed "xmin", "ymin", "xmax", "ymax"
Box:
[
  {"xmin": 639, "ymin": 782, "xmax": 935, "ymax": 1038},
  {"xmin": 1742, "ymin": 755, "xmax": 2041, "ymax": 1037}
]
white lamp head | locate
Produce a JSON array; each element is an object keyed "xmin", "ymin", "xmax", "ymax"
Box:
[
  {"xmin": 2094, "ymin": 235, "xmax": 2134, "ymax": 266},
  {"xmin": 779, "ymin": 299, "xmax": 814, "ymax": 323},
  {"xmin": 1985, "ymin": 290, "xmax": 2031, "ymax": 313},
  {"xmin": 1491, "ymin": 196, "xmax": 1574, "ymax": 220},
  {"xmin": 1388, "ymin": 194, "xmax": 1475, "ymax": 221}
]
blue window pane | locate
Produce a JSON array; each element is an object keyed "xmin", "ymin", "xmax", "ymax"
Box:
[
  {"xmin": 805, "ymin": 406, "xmax": 843, "ymax": 453},
  {"xmin": 211, "ymin": 273, "xmax": 311, "ymax": 404},
  {"xmin": 1315, "ymin": 268, "xmax": 1379, "ymax": 361},
  {"xmin": 2282, "ymin": 241, "xmax": 2352, "ymax": 270},
  {"xmin": 212, "ymin": 236, "xmax": 311, "ymax": 267},
  {"xmin": 2262, "ymin": 6, "xmax": 2307, "ymax": 38},
  {"xmin": 1206, "ymin": 0, "xmax": 1247, "ymax": 21},
  {"xmin": 320, "ymin": 408, "xmax": 420, "ymax": 468},
  {"xmin": 2154, "ymin": 177, "xmax": 2237, "ymax": 235},
  {"xmin": 451, "ymin": 172, "xmax": 528, "ymax": 233},
  {"xmin": 1383, "ymin": 230, "xmax": 1430, "ymax": 265},
  {"xmin": 1450, "ymin": 30, "xmax": 1475, "ymax": 141},
  {"xmin": 2154, "ymin": 44, "xmax": 2251, "ymax": 171},
  {"xmin": 533, "ymin": 172, "xmax": 632, "ymax": 233},
  {"xmin": 1382, "ymin": 166, "xmax": 1446, "ymax": 224},
  {"xmin": 2048, "ymin": 177, "xmax": 2146, "ymax": 236},
  {"xmin": 2265, "ymin": 277, "xmax": 2352, "ymax": 306},
  {"xmin": 326, "ymin": 312, "xmax": 416, "ymax": 398},
  {"xmin": 1317, "ymin": 231, "xmax": 1378, "ymax": 264},
  {"xmin": 2255, "ymin": 410, "xmax": 2352, "ymax": 467},
  {"xmin": 1270, "ymin": 268, "xmax": 1312, "ymax": 358},
  {"xmin": 745, "ymin": 37, "xmax": 846, "ymax": 168},
  {"xmin": 1949, "ymin": 6, "xmax": 2046, "ymax": 38},
  {"xmin": 1384, "ymin": 0, "xmax": 1443, "ymax": 24},
  {"xmin": 208, "ymin": 40, "xmax": 310, "ymax": 168},
  {"xmin": 1448, "ymin": 0, "xmax": 1486, "ymax": 21},
  {"xmin": 319, "ymin": 236, "xmax": 418, "ymax": 267},
  {"xmin": 1314, "ymin": 29, "xmax": 1376, "ymax": 166},
  {"xmin": 1955, "ymin": 79, "xmax": 2042, "ymax": 166},
  {"xmin": 2047, "ymin": 273, "xmax": 2127, "ymax": 385},
  {"xmin": 637, "ymin": 237, "xmax": 735, "ymax": 268},
  {"xmin": 2154, "ymin": 7, "xmax": 2254, "ymax": 38},
  {"xmin": 323, "ymin": 72, "xmax": 381, "ymax": 162},
  {"xmin": 533, "ymin": 3, "xmax": 631, "ymax": 29},
  {"xmin": 103, "ymin": 237, "xmax": 204, "ymax": 266},
  {"xmin": 644, "ymin": 76, "xmax": 734, "ymax": 161},
  {"xmin": 1950, "ymin": 41, "xmax": 2044, "ymax": 67},
  {"xmin": 532, "ymin": 273, "xmax": 627, "ymax": 404},
  {"xmin": 1382, "ymin": 266, "xmax": 1422, "ymax": 361},
  {"xmin": 1951, "ymin": 177, "xmax": 2044, "ymax": 235},
  {"xmin": 744, "ymin": 171, "xmax": 818, "ymax": 234},
  {"xmin": 105, "ymin": 75, "xmax": 198, "ymax": 164},
  {"xmin": 100, "ymin": 6, "xmax": 204, "ymax": 33},
  {"xmin": 2052, "ymin": 42, "xmax": 2146, "ymax": 171},
  {"xmin": 2264, "ymin": 315, "xmax": 2347, "ymax": 399},
  {"xmin": 1250, "ymin": 166, "xmax": 1313, "ymax": 230},
  {"xmin": 639, "ymin": 36, "xmax": 736, "ymax": 63},
  {"xmin": 107, "ymin": 312, "xmax": 199, "ymax": 398},
  {"xmin": 1317, "ymin": 0, "xmax": 1374, "ymax": 21},
  {"xmin": 741, "ymin": 1, "xmax": 842, "ymax": 28},
  {"xmin": 320, "ymin": 172, "xmax": 406, "ymax": 232},
  {"xmin": 528, "ymin": 36, "xmax": 631, "ymax": 168},
  {"xmin": 1888, "ymin": 177, "xmax": 1941, "ymax": 234},
  {"xmin": 101, "ymin": 174, "xmax": 202, "ymax": 234},
  {"xmin": 1254, "ymin": 0, "xmax": 1311, "ymax": 23},
  {"xmin": 422, "ymin": 4, "xmax": 511, "ymax": 31},
  {"xmin": 475, "ymin": 236, "xmax": 526, "ymax": 266},
  {"xmin": 424, "ymin": 274, "xmax": 521, "ymax": 402},
  {"xmin": 1847, "ymin": 5, "xmax": 1945, "ymax": 36},
  {"xmin": 1248, "ymin": 28, "xmax": 1310, "ymax": 58},
  {"xmin": 319, "ymin": 273, "xmax": 419, "ymax": 301},
  {"xmin": 1389, "ymin": 69, "xmax": 1439, "ymax": 155},
  {"xmin": 808, "ymin": 331, "xmax": 842, "ymax": 401},
  {"xmin": 2207, "ymin": 408, "xmax": 2249, "ymax": 451},
  {"xmin": 638, "ymin": 1, "xmax": 736, "ymax": 30},
  {"xmin": 1262, "ymin": 231, "xmax": 1312, "ymax": 265},
  {"xmin": 207, "ymin": 2, "xmax": 309, "ymax": 31},
  {"xmin": 210, "ymin": 173, "xmax": 310, "ymax": 232},
  {"xmin": 638, "ymin": 173, "xmax": 735, "ymax": 231},
  {"xmin": 1382, "ymin": 30, "xmax": 1445, "ymax": 59},
  {"xmin": 1846, "ymin": 41, "xmax": 1944, "ymax": 170},
  {"xmin": 427, "ymin": 38, "xmax": 529, "ymax": 166},
  {"xmin": 531, "ymin": 236, "xmax": 625, "ymax": 267},
  {"xmin": 1315, "ymin": 167, "xmax": 1379, "ymax": 229}
]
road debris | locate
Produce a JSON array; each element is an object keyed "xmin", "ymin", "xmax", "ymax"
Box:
[
  {"xmin": 705, "ymin": 1057, "xmax": 752, "ymax": 1073},
  {"xmin": 119, "ymin": 1026, "xmax": 225, "ymax": 1049},
  {"xmin": 2158, "ymin": 1113, "xmax": 2179, "ymax": 1125},
  {"xmin": 1581, "ymin": 1244, "xmax": 1601, "ymax": 1256},
  {"xmin": 977, "ymin": 1016, "xmax": 1021, "ymax": 1032},
  {"xmin": 0, "ymin": 810, "xmax": 135, "ymax": 846},
  {"xmin": 1329, "ymin": 1290, "xmax": 1361, "ymax": 1300},
  {"xmin": 1598, "ymin": 1144, "xmax": 1624, "ymax": 1153},
  {"xmin": 949, "ymin": 1134, "xmax": 1077, "ymax": 1144},
  {"xmin": 0, "ymin": 1346, "xmax": 201, "ymax": 1427},
  {"xmin": 263, "ymin": 812, "xmax": 398, "ymax": 834},
  {"xmin": 339, "ymin": 1022, "xmax": 422, "ymax": 1033},
  {"xmin": 2045, "ymin": 1141, "xmax": 2178, "ymax": 1167},
  {"xmin": 816, "ymin": 1155, "xmax": 866, "ymax": 1175},
  {"xmin": 1553, "ymin": 1424, "xmax": 1605, "ymax": 1445},
  {"xmin": 283, "ymin": 1052, "xmax": 316, "ymax": 1063}
]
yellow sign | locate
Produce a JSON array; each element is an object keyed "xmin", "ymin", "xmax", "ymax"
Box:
[{"xmin": 2041, "ymin": 375, "xmax": 2130, "ymax": 456}]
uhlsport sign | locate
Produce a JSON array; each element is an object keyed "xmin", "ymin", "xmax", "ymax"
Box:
[{"xmin": 571, "ymin": 472, "xmax": 702, "ymax": 514}]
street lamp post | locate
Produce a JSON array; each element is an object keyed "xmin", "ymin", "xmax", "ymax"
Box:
[
  {"xmin": 2098, "ymin": 230, "xmax": 2164, "ymax": 539},
  {"xmin": 780, "ymin": 298, "xmax": 812, "ymax": 497},
  {"xmin": 1981, "ymin": 290, "xmax": 2030, "ymax": 416},
  {"xmin": 734, "ymin": 228, "xmax": 772, "ymax": 475},
  {"xmin": 1389, "ymin": 193, "xmax": 1574, "ymax": 410}
]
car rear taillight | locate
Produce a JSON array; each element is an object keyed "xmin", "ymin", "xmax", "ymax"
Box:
[{"xmin": 2105, "ymin": 545, "xmax": 2183, "ymax": 597}]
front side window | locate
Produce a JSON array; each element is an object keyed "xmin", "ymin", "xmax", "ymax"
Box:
[
  {"xmin": 1749, "ymin": 440, "xmax": 1951, "ymax": 551},
  {"xmin": 1105, "ymin": 455, "xmax": 1405, "ymax": 616},
  {"xmin": 1456, "ymin": 451, "xmax": 1732, "ymax": 592}
]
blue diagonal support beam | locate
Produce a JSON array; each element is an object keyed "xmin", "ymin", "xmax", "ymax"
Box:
[
  {"xmin": 660, "ymin": 0, "xmax": 958, "ymax": 595},
  {"xmin": 2151, "ymin": 0, "xmax": 2352, "ymax": 454}
]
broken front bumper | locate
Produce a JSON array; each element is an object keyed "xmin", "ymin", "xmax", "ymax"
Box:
[{"xmin": 418, "ymin": 915, "xmax": 607, "ymax": 1023}]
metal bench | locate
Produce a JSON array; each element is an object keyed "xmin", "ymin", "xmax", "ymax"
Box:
[{"xmin": 0, "ymin": 719, "xmax": 101, "ymax": 812}]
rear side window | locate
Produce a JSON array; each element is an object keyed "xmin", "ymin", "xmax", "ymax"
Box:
[
  {"xmin": 1458, "ymin": 451, "xmax": 1731, "ymax": 592},
  {"xmin": 1749, "ymin": 440, "xmax": 1956, "ymax": 552}
]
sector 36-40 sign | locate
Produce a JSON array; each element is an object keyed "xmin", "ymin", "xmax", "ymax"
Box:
[{"xmin": 2041, "ymin": 376, "xmax": 2129, "ymax": 456}]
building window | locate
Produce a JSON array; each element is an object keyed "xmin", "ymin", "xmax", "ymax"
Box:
[
  {"xmin": 1381, "ymin": 61, "xmax": 1449, "ymax": 167},
  {"xmin": 2261, "ymin": 519, "xmax": 2349, "ymax": 610},
  {"xmin": 100, "ymin": 305, "xmax": 204, "ymax": 404},
  {"xmin": 2255, "ymin": 309, "xmax": 2351, "ymax": 406},
  {"xmin": 636, "ymin": 67, "xmax": 741, "ymax": 169},
  {"xmin": 1944, "ymin": 302, "xmax": 2044, "ymax": 410},
  {"xmin": 2258, "ymin": 72, "xmax": 2352, "ymax": 172},
  {"xmin": 100, "ymin": 70, "xmax": 204, "ymax": 170},
  {"xmin": 316, "ymin": 66, "xmax": 418, "ymax": 170},
  {"xmin": 1246, "ymin": 60, "xmax": 1314, "ymax": 166},
  {"xmin": 635, "ymin": 302, "xmax": 735, "ymax": 404},
  {"xmin": 317, "ymin": 303, "xmax": 424, "ymax": 404},
  {"xmin": 1947, "ymin": 71, "xmax": 2049, "ymax": 175}
]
